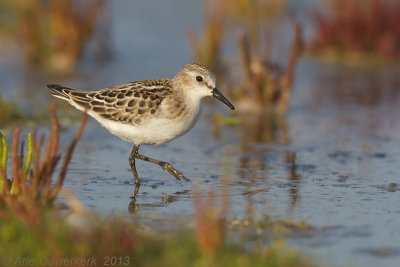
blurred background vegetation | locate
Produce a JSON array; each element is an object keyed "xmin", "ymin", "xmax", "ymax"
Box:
[
  {"xmin": 1, "ymin": 0, "xmax": 399, "ymax": 123},
  {"xmin": 1, "ymin": 0, "xmax": 400, "ymax": 266},
  {"xmin": 0, "ymin": 0, "xmax": 109, "ymax": 71}
]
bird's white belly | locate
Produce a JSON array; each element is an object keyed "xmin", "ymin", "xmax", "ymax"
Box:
[{"xmin": 91, "ymin": 110, "xmax": 200, "ymax": 145}]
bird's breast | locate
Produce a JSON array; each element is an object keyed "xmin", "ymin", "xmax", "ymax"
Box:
[{"xmin": 90, "ymin": 95, "xmax": 202, "ymax": 145}]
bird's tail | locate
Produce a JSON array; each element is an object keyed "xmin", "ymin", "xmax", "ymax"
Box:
[{"xmin": 47, "ymin": 84, "xmax": 72, "ymax": 101}]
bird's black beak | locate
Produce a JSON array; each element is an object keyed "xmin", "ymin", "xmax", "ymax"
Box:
[{"xmin": 212, "ymin": 88, "xmax": 235, "ymax": 110}]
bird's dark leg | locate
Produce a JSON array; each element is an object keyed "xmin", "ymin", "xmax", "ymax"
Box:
[
  {"xmin": 129, "ymin": 145, "xmax": 141, "ymax": 197},
  {"xmin": 135, "ymin": 152, "xmax": 191, "ymax": 182},
  {"xmin": 129, "ymin": 144, "xmax": 140, "ymax": 184}
]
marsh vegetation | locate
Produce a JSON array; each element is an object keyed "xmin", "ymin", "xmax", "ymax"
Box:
[{"xmin": 1, "ymin": 0, "xmax": 400, "ymax": 266}]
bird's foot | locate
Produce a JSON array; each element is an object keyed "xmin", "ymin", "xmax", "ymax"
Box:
[{"xmin": 160, "ymin": 162, "xmax": 191, "ymax": 182}]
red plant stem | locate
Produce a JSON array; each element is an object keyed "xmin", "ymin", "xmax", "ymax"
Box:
[
  {"xmin": 285, "ymin": 17, "xmax": 302, "ymax": 91},
  {"xmin": 31, "ymin": 133, "xmax": 45, "ymax": 195},
  {"xmin": 237, "ymin": 31, "xmax": 252, "ymax": 81},
  {"xmin": 50, "ymin": 110, "xmax": 87, "ymax": 201},
  {"xmin": 49, "ymin": 104, "xmax": 60, "ymax": 163},
  {"xmin": 18, "ymin": 169, "xmax": 27, "ymax": 200},
  {"xmin": 43, "ymin": 104, "xmax": 59, "ymax": 197}
]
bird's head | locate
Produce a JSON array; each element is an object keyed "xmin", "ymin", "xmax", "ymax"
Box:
[{"xmin": 173, "ymin": 62, "xmax": 235, "ymax": 110}]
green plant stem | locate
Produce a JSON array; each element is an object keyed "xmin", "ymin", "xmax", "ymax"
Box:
[
  {"xmin": 23, "ymin": 133, "xmax": 33, "ymax": 177},
  {"xmin": 0, "ymin": 133, "xmax": 8, "ymax": 192},
  {"xmin": 0, "ymin": 134, "xmax": 2, "ymax": 193}
]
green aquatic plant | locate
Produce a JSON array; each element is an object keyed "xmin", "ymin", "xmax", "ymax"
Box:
[
  {"xmin": 0, "ymin": 133, "xmax": 8, "ymax": 191},
  {"xmin": 0, "ymin": 128, "xmax": 319, "ymax": 266},
  {"xmin": 0, "ymin": 209, "xmax": 317, "ymax": 267},
  {"xmin": 23, "ymin": 133, "xmax": 33, "ymax": 177},
  {"xmin": 0, "ymin": 104, "xmax": 87, "ymax": 224},
  {"xmin": 0, "ymin": 132, "xmax": 32, "ymax": 193}
]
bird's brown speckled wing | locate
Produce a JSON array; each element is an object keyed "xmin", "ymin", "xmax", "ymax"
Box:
[{"xmin": 48, "ymin": 79, "xmax": 172, "ymax": 125}]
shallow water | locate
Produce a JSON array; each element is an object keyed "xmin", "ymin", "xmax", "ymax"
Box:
[
  {"xmin": 55, "ymin": 59, "xmax": 400, "ymax": 267},
  {"xmin": 1, "ymin": 1, "xmax": 400, "ymax": 267}
]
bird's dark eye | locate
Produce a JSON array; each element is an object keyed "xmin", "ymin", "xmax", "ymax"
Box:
[{"xmin": 196, "ymin": 76, "xmax": 203, "ymax": 82}]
